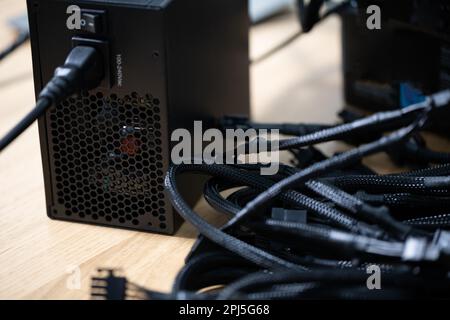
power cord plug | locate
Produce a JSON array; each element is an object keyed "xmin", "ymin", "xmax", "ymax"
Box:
[
  {"xmin": 0, "ymin": 45, "xmax": 104, "ymax": 152},
  {"xmin": 38, "ymin": 46, "xmax": 104, "ymax": 105}
]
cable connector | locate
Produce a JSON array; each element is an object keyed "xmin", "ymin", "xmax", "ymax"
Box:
[
  {"xmin": 91, "ymin": 268, "xmax": 169, "ymax": 300},
  {"xmin": 91, "ymin": 269, "xmax": 127, "ymax": 300},
  {"xmin": 402, "ymin": 230, "xmax": 450, "ymax": 262},
  {"xmin": 432, "ymin": 230, "xmax": 450, "ymax": 257},
  {"xmin": 39, "ymin": 46, "xmax": 104, "ymax": 105},
  {"xmin": 430, "ymin": 89, "xmax": 450, "ymax": 109},
  {"xmin": 271, "ymin": 207, "xmax": 307, "ymax": 224},
  {"xmin": 402, "ymin": 237, "xmax": 438, "ymax": 262}
]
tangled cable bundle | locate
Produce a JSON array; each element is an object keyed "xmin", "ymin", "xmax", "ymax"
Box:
[{"xmin": 91, "ymin": 90, "xmax": 450, "ymax": 300}]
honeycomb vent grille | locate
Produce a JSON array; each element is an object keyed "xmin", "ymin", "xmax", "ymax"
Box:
[{"xmin": 47, "ymin": 91, "xmax": 169, "ymax": 232}]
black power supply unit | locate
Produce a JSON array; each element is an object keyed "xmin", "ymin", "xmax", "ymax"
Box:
[{"xmin": 26, "ymin": 0, "xmax": 249, "ymax": 234}]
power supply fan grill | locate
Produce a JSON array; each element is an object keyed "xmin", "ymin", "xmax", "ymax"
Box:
[{"xmin": 46, "ymin": 91, "xmax": 170, "ymax": 232}]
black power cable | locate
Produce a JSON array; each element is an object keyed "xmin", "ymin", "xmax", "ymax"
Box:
[
  {"xmin": 0, "ymin": 31, "xmax": 29, "ymax": 62},
  {"xmin": 217, "ymin": 269, "xmax": 450, "ymax": 300},
  {"xmin": 0, "ymin": 46, "xmax": 104, "ymax": 152},
  {"xmin": 225, "ymin": 119, "xmax": 428, "ymax": 230},
  {"xmin": 305, "ymin": 180, "xmax": 413, "ymax": 239},
  {"xmin": 252, "ymin": 0, "xmax": 351, "ymax": 64},
  {"xmin": 276, "ymin": 99, "xmax": 432, "ymax": 151},
  {"xmin": 321, "ymin": 175, "xmax": 450, "ymax": 195}
]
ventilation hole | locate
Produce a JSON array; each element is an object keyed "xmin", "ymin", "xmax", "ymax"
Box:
[{"xmin": 48, "ymin": 92, "xmax": 167, "ymax": 230}]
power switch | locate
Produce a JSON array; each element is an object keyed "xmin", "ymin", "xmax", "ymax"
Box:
[{"xmin": 80, "ymin": 10, "xmax": 104, "ymax": 34}]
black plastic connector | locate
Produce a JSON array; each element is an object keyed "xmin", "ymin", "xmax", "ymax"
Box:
[
  {"xmin": 91, "ymin": 269, "xmax": 127, "ymax": 300},
  {"xmin": 72, "ymin": 37, "xmax": 110, "ymax": 88},
  {"xmin": 402, "ymin": 230, "xmax": 450, "ymax": 262},
  {"xmin": 39, "ymin": 45, "xmax": 104, "ymax": 104},
  {"xmin": 271, "ymin": 208, "xmax": 307, "ymax": 224}
]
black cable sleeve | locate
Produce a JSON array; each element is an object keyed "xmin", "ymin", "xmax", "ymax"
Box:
[
  {"xmin": 322, "ymin": 175, "xmax": 450, "ymax": 194},
  {"xmin": 225, "ymin": 119, "xmax": 427, "ymax": 230},
  {"xmin": 306, "ymin": 180, "xmax": 411, "ymax": 239},
  {"xmin": 404, "ymin": 214, "xmax": 450, "ymax": 228},
  {"xmin": 356, "ymin": 192, "xmax": 450, "ymax": 212},
  {"xmin": 277, "ymin": 101, "xmax": 429, "ymax": 150},
  {"xmin": 218, "ymin": 269, "xmax": 438, "ymax": 300},
  {"xmin": 203, "ymin": 178, "xmax": 242, "ymax": 216},
  {"xmin": 165, "ymin": 164, "xmax": 309, "ymax": 271},
  {"xmin": 260, "ymin": 219, "xmax": 404, "ymax": 257},
  {"xmin": 186, "ymin": 164, "xmax": 379, "ymax": 236},
  {"xmin": 172, "ymin": 252, "xmax": 259, "ymax": 294},
  {"xmin": 402, "ymin": 141, "xmax": 450, "ymax": 164},
  {"xmin": 401, "ymin": 163, "xmax": 450, "ymax": 177}
]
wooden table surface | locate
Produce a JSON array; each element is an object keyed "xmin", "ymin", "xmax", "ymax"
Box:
[{"xmin": 1, "ymin": 0, "xmax": 449, "ymax": 300}]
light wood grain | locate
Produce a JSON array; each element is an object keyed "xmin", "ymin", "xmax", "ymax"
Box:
[{"xmin": 1, "ymin": 0, "xmax": 449, "ymax": 300}]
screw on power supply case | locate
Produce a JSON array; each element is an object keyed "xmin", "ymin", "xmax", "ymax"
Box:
[{"xmin": 26, "ymin": 0, "xmax": 250, "ymax": 234}]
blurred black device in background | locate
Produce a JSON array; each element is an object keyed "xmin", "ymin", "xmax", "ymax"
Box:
[{"xmin": 343, "ymin": 0, "xmax": 450, "ymax": 134}]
